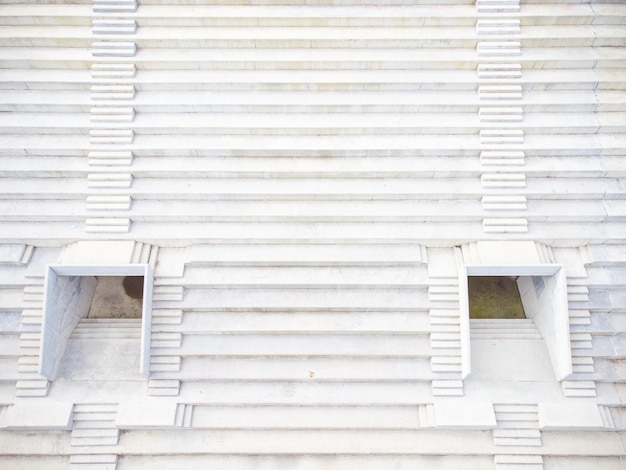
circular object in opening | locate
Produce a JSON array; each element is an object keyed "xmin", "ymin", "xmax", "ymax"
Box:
[{"xmin": 123, "ymin": 276, "xmax": 144, "ymax": 300}]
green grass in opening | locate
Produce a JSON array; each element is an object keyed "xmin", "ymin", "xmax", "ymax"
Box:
[{"xmin": 468, "ymin": 276, "xmax": 526, "ymax": 319}]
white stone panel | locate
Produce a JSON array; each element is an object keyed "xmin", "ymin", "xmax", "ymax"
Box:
[
  {"xmin": 432, "ymin": 401, "xmax": 496, "ymax": 429},
  {"xmin": 1, "ymin": 401, "xmax": 73, "ymax": 430},
  {"xmin": 115, "ymin": 400, "xmax": 178, "ymax": 429}
]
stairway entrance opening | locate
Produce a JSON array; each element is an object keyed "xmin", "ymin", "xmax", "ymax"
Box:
[
  {"xmin": 459, "ymin": 265, "xmax": 572, "ymax": 382},
  {"xmin": 40, "ymin": 265, "xmax": 153, "ymax": 381}
]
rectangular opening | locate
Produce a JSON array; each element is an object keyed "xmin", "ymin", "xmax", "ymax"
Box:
[
  {"xmin": 39, "ymin": 265, "xmax": 152, "ymax": 381},
  {"xmin": 459, "ymin": 265, "xmax": 572, "ymax": 381}
]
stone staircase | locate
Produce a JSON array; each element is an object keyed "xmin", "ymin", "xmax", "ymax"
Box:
[
  {"xmin": 492, "ymin": 403, "xmax": 543, "ymax": 470},
  {"xmin": 147, "ymin": 242, "xmax": 434, "ymax": 402},
  {"xmin": 0, "ymin": 1, "xmax": 624, "ymax": 245},
  {"xmin": 427, "ymin": 247, "xmax": 464, "ymax": 397},
  {"xmin": 69, "ymin": 403, "xmax": 119, "ymax": 470},
  {"xmin": 70, "ymin": 318, "xmax": 142, "ymax": 341},
  {"xmin": 470, "ymin": 319, "xmax": 542, "ymax": 340},
  {"xmin": 476, "ymin": 0, "xmax": 528, "ymax": 233}
]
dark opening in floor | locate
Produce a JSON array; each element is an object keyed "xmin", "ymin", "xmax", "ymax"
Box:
[
  {"xmin": 87, "ymin": 276, "xmax": 143, "ymax": 319},
  {"xmin": 468, "ymin": 276, "xmax": 526, "ymax": 319}
]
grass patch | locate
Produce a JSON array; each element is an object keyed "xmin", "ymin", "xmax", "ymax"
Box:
[{"xmin": 468, "ymin": 276, "xmax": 526, "ymax": 319}]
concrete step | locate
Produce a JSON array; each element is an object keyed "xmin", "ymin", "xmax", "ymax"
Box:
[
  {"xmin": 183, "ymin": 404, "xmax": 431, "ymax": 430},
  {"xmin": 177, "ymin": 310, "xmax": 430, "ymax": 334},
  {"xmin": 187, "ymin": 243, "xmax": 425, "ymax": 267},
  {"xmin": 155, "ymin": 357, "xmax": 432, "ymax": 381},
  {"xmin": 153, "ymin": 333, "xmax": 431, "ymax": 358},
  {"xmin": 160, "ymin": 266, "xmax": 429, "ymax": 289}
]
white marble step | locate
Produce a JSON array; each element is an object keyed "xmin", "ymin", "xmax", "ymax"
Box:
[
  {"xmin": 168, "ymin": 266, "xmax": 429, "ymax": 288},
  {"xmin": 1, "ymin": 88, "xmax": 604, "ymax": 114},
  {"xmin": 0, "ymin": 68, "xmax": 599, "ymax": 92},
  {"xmin": 175, "ymin": 311, "xmax": 429, "ymax": 334},
  {"xmin": 152, "ymin": 357, "xmax": 432, "ymax": 381},
  {"xmin": 0, "ymin": 153, "xmax": 612, "ymax": 178},
  {"xmin": 183, "ymin": 404, "xmax": 431, "ymax": 430},
  {"xmin": 2, "ymin": 219, "xmax": 620, "ymax": 247},
  {"xmin": 152, "ymin": 333, "xmax": 430, "ymax": 358}
]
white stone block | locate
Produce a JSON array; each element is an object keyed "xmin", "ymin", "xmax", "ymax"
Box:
[
  {"xmin": 1, "ymin": 401, "xmax": 73, "ymax": 430},
  {"xmin": 538, "ymin": 403, "xmax": 604, "ymax": 430},
  {"xmin": 474, "ymin": 241, "xmax": 540, "ymax": 266},
  {"xmin": 0, "ymin": 244, "xmax": 27, "ymax": 265},
  {"xmin": 432, "ymin": 401, "xmax": 496, "ymax": 429},
  {"xmin": 60, "ymin": 241, "xmax": 136, "ymax": 265},
  {"xmin": 115, "ymin": 400, "xmax": 178, "ymax": 429}
]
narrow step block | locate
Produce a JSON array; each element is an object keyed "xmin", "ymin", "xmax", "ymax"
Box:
[
  {"xmin": 494, "ymin": 455, "xmax": 543, "ymax": 465},
  {"xmin": 476, "ymin": 0, "xmax": 520, "ymax": 14},
  {"xmin": 73, "ymin": 403, "xmax": 117, "ymax": 415},
  {"xmin": 478, "ymin": 64, "xmax": 522, "ymax": 80},
  {"xmin": 89, "ymin": 129, "xmax": 134, "ymax": 144},
  {"xmin": 91, "ymin": 85, "xmax": 135, "ymax": 100},
  {"xmin": 88, "ymin": 151, "xmax": 133, "ymax": 167},
  {"xmin": 92, "ymin": 41, "xmax": 137, "ymax": 58},
  {"xmin": 92, "ymin": 63, "xmax": 136, "ymax": 79},
  {"xmin": 22, "ymin": 285, "xmax": 43, "ymax": 301},
  {"xmin": 92, "ymin": 19, "xmax": 137, "ymax": 35},
  {"xmin": 479, "ymin": 107, "xmax": 523, "ymax": 122},
  {"xmin": 572, "ymin": 356, "xmax": 594, "ymax": 374},
  {"xmin": 480, "ymin": 151, "xmax": 525, "ymax": 166},
  {"xmin": 93, "ymin": 0, "xmax": 137, "ymax": 13},
  {"xmin": 572, "ymin": 363, "xmax": 595, "ymax": 374},
  {"xmin": 476, "ymin": 20, "xmax": 521, "ymax": 35},
  {"xmin": 482, "ymin": 195, "xmax": 527, "ymax": 211},
  {"xmin": 479, "ymin": 85, "xmax": 523, "ymax": 100},
  {"xmin": 90, "ymin": 107, "xmax": 135, "ymax": 122},
  {"xmin": 430, "ymin": 341, "xmax": 461, "ymax": 350},
  {"xmin": 150, "ymin": 356, "xmax": 182, "ymax": 372},
  {"xmin": 431, "ymin": 356, "xmax": 461, "ymax": 365},
  {"xmin": 479, "ymin": 129, "xmax": 524, "ymax": 144},
  {"xmin": 69, "ymin": 464, "xmax": 118, "ymax": 470},
  {"xmin": 69, "ymin": 455, "xmax": 117, "ymax": 465},
  {"xmin": 85, "ymin": 218, "xmax": 131, "ymax": 233},
  {"xmin": 568, "ymin": 309, "xmax": 591, "ymax": 326},
  {"xmin": 561, "ymin": 380, "xmax": 596, "ymax": 397},
  {"xmin": 431, "ymin": 362, "xmax": 462, "ymax": 373},
  {"xmin": 471, "ymin": 332, "xmax": 540, "ymax": 340},
  {"xmin": 148, "ymin": 379, "xmax": 181, "ymax": 396},
  {"xmin": 15, "ymin": 379, "xmax": 49, "ymax": 397},
  {"xmin": 151, "ymin": 309, "xmax": 183, "ymax": 325},
  {"xmin": 151, "ymin": 332, "xmax": 183, "ymax": 348},
  {"xmin": 71, "ymin": 428, "xmax": 119, "ymax": 439},
  {"xmin": 598, "ymin": 405, "xmax": 615, "ymax": 429},
  {"xmin": 428, "ymin": 293, "xmax": 459, "ymax": 302},
  {"xmin": 70, "ymin": 436, "xmax": 119, "ymax": 447},
  {"xmin": 431, "ymin": 332, "xmax": 461, "ymax": 342},
  {"xmin": 153, "ymin": 285, "xmax": 184, "ymax": 302},
  {"xmin": 86, "ymin": 195, "xmax": 132, "ymax": 211},
  {"xmin": 87, "ymin": 172, "xmax": 132, "ymax": 188},
  {"xmin": 432, "ymin": 381, "xmax": 464, "ymax": 397},
  {"xmin": 494, "ymin": 404, "xmax": 538, "ymax": 414},
  {"xmin": 477, "ymin": 41, "xmax": 522, "ymax": 57},
  {"xmin": 493, "ymin": 437, "xmax": 542, "ymax": 447},
  {"xmin": 21, "ymin": 309, "xmax": 42, "ymax": 324},
  {"xmin": 493, "ymin": 428, "xmax": 541, "ymax": 439},
  {"xmin": 175, "ymin": 404, "xmax": 194, "ymax": 428},
  {"xmin": 482, "ymin": 218, "xmax": 528, "ymax": 233},
  {"xmin": 430, "ymin": 309, "xmax": 461, "ymax": 318},
  {"xmin": 481, "ymin": 173, "xmax": 526, "ymax": 188}
]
